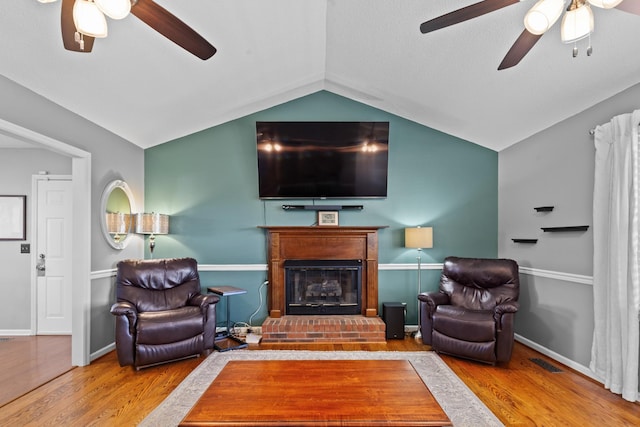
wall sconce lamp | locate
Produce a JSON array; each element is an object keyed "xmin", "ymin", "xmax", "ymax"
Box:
[
  {"xmin": 134, "ymin": 212, "xmax": 169, "ymax": 256},
  {"xmin": 405, "ymin": 226, "xmax": 434, "ymax": 339},
  {"xmin": 106, "ymin": 212, "xmax": 130, "ymax": 243}
]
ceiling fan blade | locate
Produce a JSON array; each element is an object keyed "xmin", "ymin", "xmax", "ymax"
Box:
[
  {"xmin": 616, "ymin": 0, "xmax": 640, "ymax": 16},
  {"xmin": 61, "ymin": 0, "xmax": 95, "ymax": 52},
  {"xmin": 131, "ymin": 0, "xmax": 216, "ymax": 60},
  {"xmin": 420, "ymin": 0, "xmax": 520, "ymax": 33},
  {"xmin": 498, "ymin": 29, "xmax": 543, "ymax": 70}
]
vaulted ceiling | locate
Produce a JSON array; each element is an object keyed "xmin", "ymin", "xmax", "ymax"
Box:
[{"xmin": 2, "ymin": 0, "xmax": 640, "ymax": 151}]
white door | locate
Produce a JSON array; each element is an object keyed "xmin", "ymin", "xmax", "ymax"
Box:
[{"xmin": 36, "ymin": 178, "xmax": 73, "ymax": 334}]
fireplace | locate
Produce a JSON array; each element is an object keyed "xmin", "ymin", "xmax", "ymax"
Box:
[
  {"xmin": 285, "ymin": 260, "xmax": 362, "ymax": 315},
  {"xmin": 260, "ymin": 226, "xmax": 387, "ymax": 343},
  {"xmin": 259, "ymin": 226, "xmax": 385, "ymax": 318}
]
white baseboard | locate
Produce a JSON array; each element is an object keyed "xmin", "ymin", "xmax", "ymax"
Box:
[
  {"xmin": 515, "ymin": 334, "xmax": 599, "ymax": 381},
  {"xmin": 91, "ymin": 342, "xmax": 116, "ymax": 362},
  {"xmin": 0, "ymin": 329, "xmax": 32, "ymax": 336}
]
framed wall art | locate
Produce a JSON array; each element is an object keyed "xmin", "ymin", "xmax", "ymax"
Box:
[
  {"xmin": 0, "ymin": 195, "xmax": 26, "ymax": 240},
  {"xmin": 318, "ymin": 211, "xmax": 339, "ymax": 226}
]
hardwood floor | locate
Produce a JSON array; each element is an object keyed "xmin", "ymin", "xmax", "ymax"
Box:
[
  {"xmin": 0, "ymin": 335, "xmax": 72, "ymax": 407},
  {"xmin": 0, "ymin": 336, "xmax": 638, "ymax": 426}
]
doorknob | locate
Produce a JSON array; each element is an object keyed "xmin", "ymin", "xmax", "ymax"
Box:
[{"xmin": 36, "ymin": 253, "xmax": 46, "ymax": 276}]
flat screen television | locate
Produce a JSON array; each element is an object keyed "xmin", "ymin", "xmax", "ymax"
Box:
[{"xmin": 256, "ymin": 121, "xmax": 389, "ymax": 199}]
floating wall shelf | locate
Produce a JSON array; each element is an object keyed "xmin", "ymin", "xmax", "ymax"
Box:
[
  {"xmin": 541, "ymin": 226, "xmax": 589, "ymax": 232},
  {"xmin": 512, "ymin": 239, "xmax": 538, "ymax": 243},
  {"xmin": 534, "ymin": 206, "xmax": 554, "ymax": 212}
]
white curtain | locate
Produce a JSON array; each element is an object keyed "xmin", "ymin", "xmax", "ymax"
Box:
[{"xmin": 590, "ymin": 110, "xmax": 640, "ymax": 402}]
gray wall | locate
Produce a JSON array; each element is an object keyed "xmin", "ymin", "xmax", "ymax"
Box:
[
  {"xmin": 0, "ymin": 75, "xmax": 144, "ymax": 353},
  {"xmin": 0, "ymin": 148, "xmax": 71, "ymax": 330},
  {"xmin": 498, "ymin": 81, "xmax": 640, "ymax": 367}
]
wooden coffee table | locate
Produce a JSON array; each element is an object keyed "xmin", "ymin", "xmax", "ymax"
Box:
[{"xmin": 180, "ymin": 359, "xmax": 451, "ymax": 426}]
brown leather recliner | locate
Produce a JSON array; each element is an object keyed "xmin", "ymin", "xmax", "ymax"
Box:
[
  {"xmin": 419, "ymin": 256, "xmax": 520, "ymax": 364},
  {"xmin": 110, "ymin": 257, "xmax": 220, "ymax": 369}
]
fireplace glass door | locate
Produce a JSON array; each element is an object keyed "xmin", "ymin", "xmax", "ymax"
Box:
[{"xmin": 284, "ymin": 260, "xmax": 362, "ymax": 315}]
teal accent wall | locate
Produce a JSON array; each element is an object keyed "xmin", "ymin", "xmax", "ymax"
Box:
[{"xmin": 145, "ymin": 91, "xmax": 497, "ymax": 326}]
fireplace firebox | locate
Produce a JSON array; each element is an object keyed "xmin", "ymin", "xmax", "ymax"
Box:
[{"xmin": 285, "ymin": 260, "xmax": 362, "ymax": 315}]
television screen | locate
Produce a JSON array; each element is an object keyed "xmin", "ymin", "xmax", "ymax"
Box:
[{"xmin": 256, "ymin": 121, "xmax": 389, "ymax": 199}]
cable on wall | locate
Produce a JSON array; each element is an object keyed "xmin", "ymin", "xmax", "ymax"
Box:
[{"xmin": 248, "ymin": 279, "xmax": 268, "ymax": 327}]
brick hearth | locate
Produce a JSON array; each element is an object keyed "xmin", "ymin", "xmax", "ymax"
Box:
[{"xmin": 261, "ymin": 315, "xmax": 386, "ymax": 343}]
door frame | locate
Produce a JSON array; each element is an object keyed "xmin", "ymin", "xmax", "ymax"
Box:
[
  {"xmin": 0, "ymin": 118, "xmax": 91, "ymax": 367},
  {"xmin": 31, "ymin": 174, "xmax": 72, "ymax": 335}
]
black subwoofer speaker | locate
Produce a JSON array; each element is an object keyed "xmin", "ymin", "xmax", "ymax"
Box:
[{"xmin": 382, "ymin": 302, "xmax": 406, "ymax": 340}]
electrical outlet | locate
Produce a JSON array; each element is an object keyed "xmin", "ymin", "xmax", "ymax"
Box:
[{"xmin": 20, "ymin": 243, "xmax": 30, "ymax": 254}]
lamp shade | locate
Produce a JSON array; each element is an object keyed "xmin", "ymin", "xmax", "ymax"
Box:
[
  {"xmin": 134, "ymin": 213, "xmax": 169, "ymax": 235},
  {"xmin": 524, "ymin": 0, "xmax": 565, "ymax": 35},
  {"xmin": 106, "ymin": 212, "xmax": 130, "ymax": 234},
  {"xmin": 73, "ymin": 0, "xmax": 108, "ymax": 38},
  {"xmin": 561, "ymin": 3, "xmax": 594, "ymax": 43},
  {"xmin": 95, "ymin": 0, "xmax": 131, "ymax": 20},
  {"xmin": 405, "ymin": 227, "xmax": 433, "ymax": 249},
  {"xmin": 587, "ymin": 0, "xmax": 623, "ymax": 9}
]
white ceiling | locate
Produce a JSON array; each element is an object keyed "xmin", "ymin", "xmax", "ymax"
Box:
[{"xmin": 1, "ymin": 0, "xmax": 640, "ymax": 152}]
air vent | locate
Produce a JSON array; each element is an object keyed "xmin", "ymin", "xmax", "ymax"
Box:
[
  {"xmin": 0, "ymin": 337, "xmax": 13, "ymax": 342},
  {"xmin": 530, "ymin": 358, "xmax": 563, "ymax": 373}
]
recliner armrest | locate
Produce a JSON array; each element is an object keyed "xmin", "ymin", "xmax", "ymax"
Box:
[
  {"xmin": 418, "ymin": 292, "xmax": 450, "ymax": 316},
  {"xmin": 189, "ymin": 293, "xmax": 220, "ymax": 312},
  {"xmin": 494, "ymin": 300, "xmax": 519, "ymax": 315},
  {"xmin": 110, "ymin": 301, "xmax": 137, "ymax": 317},
  {"xmin": 110, "ymin": 301, "xmax": 137, "ymax": 335},
  {"xmin": 493, "ymin": 300, "xmax": 519, "ymax": 327}
]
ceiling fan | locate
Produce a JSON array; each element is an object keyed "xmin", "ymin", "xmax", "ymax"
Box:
[
  {"xmin": 420, "ymin": 0, "xmax": 640, "ymax": 70},
  {"xmin": 39, "ymin": 0, "xmax": 216, "ymax": 60}
]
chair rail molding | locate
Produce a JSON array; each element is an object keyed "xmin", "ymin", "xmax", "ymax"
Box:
[
  {"xmin": 91, "ymin": 268, "xmax": 118, "ymax": 280},
  {"xmin": 379, "ymin": 263, "xmax": 444, "ymax": 270},
  {"xmin": 519, "ymin": 266, "xmax": 593, "ymax": 286},
  {"xmin": 196, "ymin": 263, "xmax": 447, "ymax": 272},
  {"xmin": 91, "ymin": 264, "xmax": 593, "ymax": 288}
]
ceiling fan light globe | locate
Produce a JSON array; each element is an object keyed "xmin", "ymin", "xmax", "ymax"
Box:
[
  {"xmin": 95, "ymin": 0, "xmax": 131, "ymax": 20},
  {"xmin": 587, "ymin": 0, "xmax": 623, "ymax": 9},
  {"xmin": 561, "ymin": 4, "xmax": 594, "ymax": 43},
  {"xmin": 524, "ymin": 0, "xmax": 565, "ymax": 35},
  {"xmin": 73, "ymin": 0, "xmax": 108, "ymax": 38}
]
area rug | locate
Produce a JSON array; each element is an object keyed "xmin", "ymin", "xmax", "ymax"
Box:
[{"xmin": 140, "ymin": 351, "xmax": 503, "ymax": 427}]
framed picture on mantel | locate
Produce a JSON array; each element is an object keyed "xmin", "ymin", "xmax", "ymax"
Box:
[{"xmin": 318, "ymin": 211, "xmax": 339, "ymax": 226}]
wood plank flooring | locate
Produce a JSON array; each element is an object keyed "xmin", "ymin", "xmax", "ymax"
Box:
[
  {"xmin": 0, "ymin": 335, "xmax": 72, "ymax": 407},
  {"xmin": 0, "ymin": 336, "xmax": 638, "ymax": 426}
]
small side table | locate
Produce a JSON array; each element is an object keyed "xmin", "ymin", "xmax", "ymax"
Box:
[{"xmin": 207, "ymin": 286, "xmax": 248, "ymax": 352}]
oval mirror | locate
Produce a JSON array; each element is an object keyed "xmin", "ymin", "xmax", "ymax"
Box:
[{"xmin": 100, "ymin": 180, "xmax": 136, "ymax": 250}]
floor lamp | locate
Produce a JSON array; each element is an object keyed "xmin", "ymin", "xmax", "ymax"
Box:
[{"xmin": 405, "ymin": 226, "xmax": 433, "ymax": 339}]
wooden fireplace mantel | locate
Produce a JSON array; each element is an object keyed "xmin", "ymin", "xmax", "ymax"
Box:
[{"xmin": 259, "ymin": 226, "xmax": 387, "ymax": 318}]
